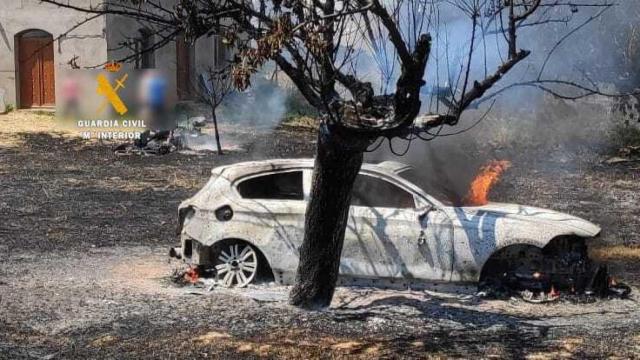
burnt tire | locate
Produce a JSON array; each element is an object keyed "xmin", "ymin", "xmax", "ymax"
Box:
[
  {"xmin": 479, "ymin": 237, "xmax": 594, "ymax": 296},
  {"xmin": 479, "ymin": 245, "xmax": 547, "ymax": 297}
]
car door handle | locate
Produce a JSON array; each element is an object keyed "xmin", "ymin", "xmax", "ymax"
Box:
[{"xmin": 418, "ymin": 230, "xmax": 426, "ymax": 245}]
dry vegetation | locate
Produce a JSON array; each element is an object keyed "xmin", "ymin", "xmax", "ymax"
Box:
[
  {"xmin": 1, "ymin": 111, "xmax": 640, "ymax": 358},
  {"xmin": 591, "ymin": 245, "xmax": 640, "ymax": 261},
  {"xmin": 0, "ymin": 111, "xmax": 67, "ymax": 147}
]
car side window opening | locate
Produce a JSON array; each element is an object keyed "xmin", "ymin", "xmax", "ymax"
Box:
[
  {"xmin": 237, "ymin": 171, "xmax": 304, "ymax": 200},
  {"xmin": 351, "ymin": 174, "xmax": 415, "ymax": 208}
]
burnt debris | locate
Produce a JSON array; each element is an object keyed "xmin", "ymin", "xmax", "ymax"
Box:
[
  {"xmin": 113, "ymin": 116, "xmax": 211, "ymax": 156},
  {"xmin": 478, "ymin": 237, "xmax": 631, "ymax": 303},
  {"xmin": 114, "ymin": 129, "xmax": 183, "ymax": 156}
]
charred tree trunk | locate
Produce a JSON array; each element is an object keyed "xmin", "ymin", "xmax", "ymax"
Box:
[
  {"xmin": 211, "ymin": 109, "xmax": 223, "ymax": 155},
  {"xmin": 289, "ymin": 124, "xmax": 370, "ymax": 309}
]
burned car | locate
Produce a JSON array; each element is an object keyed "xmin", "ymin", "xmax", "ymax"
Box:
[{"xmin": 171, "ymin": 159, "xmax": 610, "ymax": 296}]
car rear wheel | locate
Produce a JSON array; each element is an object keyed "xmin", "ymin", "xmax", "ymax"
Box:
[{"xmin": 214, "ymin": 242, "xmax": 258, "ymax": 287}]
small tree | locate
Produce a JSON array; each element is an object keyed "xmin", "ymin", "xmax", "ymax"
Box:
[{"xmin": 196, "ymin": 67, "xmax": 234, "ymax": 154}]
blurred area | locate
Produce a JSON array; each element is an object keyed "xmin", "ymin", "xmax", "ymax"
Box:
[{"xmin": 56, "ymin": 69, "xmax": 175, "ymax": 131}]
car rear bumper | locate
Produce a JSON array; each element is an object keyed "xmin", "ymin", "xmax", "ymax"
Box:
[{"xmin": 169, "ymin": 237, "xmax": 213, "ymax": 266}]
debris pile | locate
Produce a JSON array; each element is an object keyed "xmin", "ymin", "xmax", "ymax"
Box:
[
  {"xmin": 477, "ymin": 236, "xmax": 633, "ymax": 303},
  {"xmin": 114, "ymin": 116, "xmax": 211, "ymax": 156},
  {"xmin": 170, "ymin": 265, "xmax": 218, "ymax": 291},
  {"xmin": 478, "ymin": 264, "xmax": 631, "ymax": 303},
  {"xmin": 114, "ymin": 129, "xmax": 179, "ymax": 156}
]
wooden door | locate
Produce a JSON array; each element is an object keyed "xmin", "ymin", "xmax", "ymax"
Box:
[
  {"xmin": 40, "ymin": 40, "xmax": 55, "ymax": 106},
  {"xmin": 19, "ymin": 36, "xmax": 55, "ymax": 108}
]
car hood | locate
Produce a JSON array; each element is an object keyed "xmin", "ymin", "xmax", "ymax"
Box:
[{"xmin": 450, "ymin": 202, "xmax": 601, "ymax": 237}]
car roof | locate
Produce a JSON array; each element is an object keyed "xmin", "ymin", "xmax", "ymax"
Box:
[{"xmin": 211, "ymin": 158, "xmax": 412, "ymax": 181}]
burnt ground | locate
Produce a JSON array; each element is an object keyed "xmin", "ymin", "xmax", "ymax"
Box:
[{"xmin": 1, "ymin": 112, "xmax": 640, "ymax": 359}]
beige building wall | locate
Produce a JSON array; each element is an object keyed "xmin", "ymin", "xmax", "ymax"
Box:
[
  {"xmin": 0, "ymin": 0, "xmax": 228, "ymax": 111},
  {"xmin": 106, "ymin": 0, "xmax": 229, "ymax": 102},
  {"xmin": 0, "ymin": 0, "xmax": 107, "ymax": 109}
]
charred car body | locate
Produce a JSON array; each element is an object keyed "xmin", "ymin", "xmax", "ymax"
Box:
[{"xmin": 171, "ymin": 159, "xmax": 620, "ymax": 297}]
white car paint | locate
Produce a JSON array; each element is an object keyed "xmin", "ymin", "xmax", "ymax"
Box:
[{"xmin": 176, "ymin": 159, "xmax": 600, "ymax": 286}]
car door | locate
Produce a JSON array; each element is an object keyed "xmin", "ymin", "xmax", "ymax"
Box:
[
  {"xmin": 233, "ymin": 170, "xmax": 307, "ymax": 263},
  {"xmin": 340, "ymin": 172, "xmax": 455, "ymax": 282}
]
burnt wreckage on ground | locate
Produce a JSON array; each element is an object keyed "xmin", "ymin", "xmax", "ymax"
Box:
[
  {"xmin": 113, "ymin": 117, "xmax": 211, "ymax": 156},
  {"xmin": 170, "ymin": 159, "xmax": 630, "ymax": 301}
]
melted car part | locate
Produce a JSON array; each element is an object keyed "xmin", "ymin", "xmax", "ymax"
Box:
[
  {"xmin": 176, "ymin": 206, "xmax": 195, "ymax": 235},
  {"xmin": 478, "ymin": 237, "xmax": 631, "ymax": 301}
]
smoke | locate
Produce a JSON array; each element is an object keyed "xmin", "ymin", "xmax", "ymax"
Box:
[
  {"xmin": 184, "ymin": 73, "xmax": 290, "ymax": 152},
  {"xmin": 218, "ymin": 76, "xmax": 288, "ymax": 129},
  {"xmin": 191, "ymin": 1, "xmax": 638, "ymax": 200},
  {"xmin": 362, "ymin": 1, "xmax": 639, "ymax": 204}
]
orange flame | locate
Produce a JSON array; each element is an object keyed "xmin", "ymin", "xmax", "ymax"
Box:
[
  {"xmin": 184, "ymin": 266, "xmax": 200, "ymax": 284},
  {"xmin": 464, "ymin": 160, "xmax": 512, "ymax": 206}
]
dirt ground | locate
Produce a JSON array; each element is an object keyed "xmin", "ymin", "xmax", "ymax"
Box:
[{"xmin": 1, "ymin": 111, "xmax": 640, "ymax": 359}]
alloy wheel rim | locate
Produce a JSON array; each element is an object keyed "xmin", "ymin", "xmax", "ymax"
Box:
[{"xmin": 215, "ymin": 244, "xmax": 258, "ymax": 287}]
